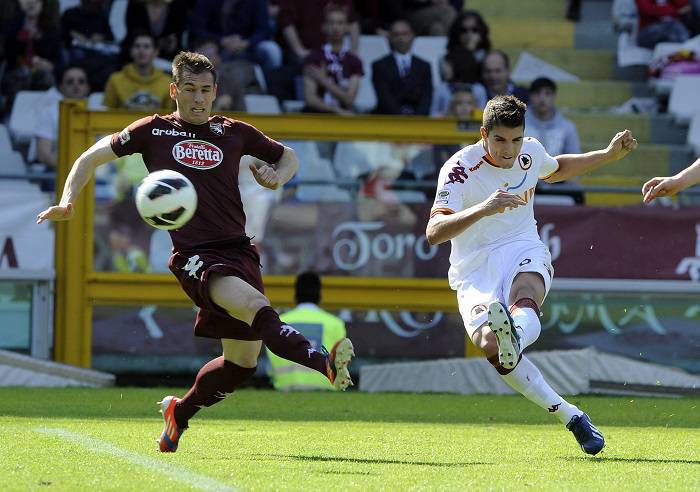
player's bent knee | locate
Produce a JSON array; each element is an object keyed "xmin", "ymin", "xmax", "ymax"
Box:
[{"xmin": 470, "ymin": 327, "xmax": 498, "ymax": 358}]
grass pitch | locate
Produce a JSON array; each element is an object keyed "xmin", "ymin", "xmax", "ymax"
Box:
[{"xmin": 0, "ymin": 388, "xmax": 698, "ymax": 491}]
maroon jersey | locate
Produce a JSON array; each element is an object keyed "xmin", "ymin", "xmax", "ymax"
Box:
[{"xmin": 110, "ymin": 113, "xmax": 284, "ymax": 252}]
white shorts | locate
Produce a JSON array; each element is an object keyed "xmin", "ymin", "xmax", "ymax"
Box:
[{"xmin": 456, "ymin": 241, "xmax": 553, "ymax": 339}]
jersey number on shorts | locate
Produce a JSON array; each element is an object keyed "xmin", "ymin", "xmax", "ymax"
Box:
[{"xmin": 183, "ymin": 254, "xmax": 204, "ymax": 279}]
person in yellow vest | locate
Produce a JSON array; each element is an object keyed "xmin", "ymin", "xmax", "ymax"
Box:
[{"xmin": 267, "ymin": 272, "xmax": 347, "ymax": 391}]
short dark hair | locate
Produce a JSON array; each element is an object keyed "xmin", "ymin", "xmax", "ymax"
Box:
[
  {"xmin": 324, "ymin": 2, "xmax": 349, "ymax": 21},
  {"xmin": 172, "ymin": 51, "xmax": 218, "ymax": 85},
  {"xmin": 486, "ymin": 49, "xmax": 511, "ymax": 69},
  {"xmin": 482, "ymin": 95, "xmax": 526, "ymax": 131},
  {"xmin": 529, "ymin": 77, "xmax": 557, "ymax": 94},
  {"xmin": 128, "ymin": 29, "xmax": 156, "ymax": 49},
  {"xmin": 295, "ymin": 271, "xmax": 321, "ymax": 304}
]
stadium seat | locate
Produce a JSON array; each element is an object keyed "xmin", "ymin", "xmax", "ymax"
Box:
[
  {"xmin": 244, "ymin": 94, "xmax": 281, "ymax": 114},
  {"xmin": 59, "ymin": 0, "xmax": 80, "ymax": 13},
  {"xmin": 253, "ymin": 64, "xmax": 267, "ymax": 93},
  {"xmin": 0, "ymin": 124, "xmax": 12, "ymax": 153},
  {"xmin": 333, "ymin": 141, "xmax": 373, "ymax": 179},
  {"xmin": 1, "ymin": 151, "xmax": 27, "ymax": 176},
  {"xmin": 669, "ymin": 76, "xmax": 700, "ymax": 124},
  {"xmin": 88, "ymin": 92, "xmax": 104, "ymax": 110},
  {"xmin": 412, "ymin": 36, "xmax": 447, "ymax": 93},
  {"xmin": 688, "ymin": 113, "xmax": 700, "ymax": 156},
  {"xmin": 9, "ymin": 91, "xmax": 59, "ymax": 144},
  {"xmin": 616, "ymin": 32, "xmax": 652, "ymax": 67},
  {"xmin": 109, "ymin": 0, "xmax": 128, "ymax": 43},
  {"xmin": 356, "ymin": 35, "xmax": 391, "ymax": 112}
]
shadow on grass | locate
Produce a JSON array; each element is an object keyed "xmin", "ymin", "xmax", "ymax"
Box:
[
  {"xmin": 0, "ymin": 388, "xmax": 697, "ymax": 428},
  {"xmin": 568, "ymin": 456, "xmax": 700, "ymax": 465},
  {"xmin": 252, "ymin": 453, "xmax": 489, "ymax": 467}
]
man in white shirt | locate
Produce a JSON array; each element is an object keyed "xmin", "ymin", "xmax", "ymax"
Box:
[{"xmin": 426, "ymin": 95, "xmax": 637, "ymax": 455}]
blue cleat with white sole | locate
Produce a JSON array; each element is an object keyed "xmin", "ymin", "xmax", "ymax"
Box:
[{"xmin": 567, "ymin": 412, "xmax": 605, "ymax": 455}]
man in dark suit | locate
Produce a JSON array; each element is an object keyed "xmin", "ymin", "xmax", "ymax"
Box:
[{"xmin": 372, "ymin": 19, "xmax": 433, "ymax": 115}]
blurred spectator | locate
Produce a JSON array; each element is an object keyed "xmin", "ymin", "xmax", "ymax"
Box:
[
  {"xmin": 277, "ymin": 0, "xmax": 358, "ymax": 62},
  {"xmin": 302, "ymin": 5, "xmax": 363, "ymax": 114},
  {"xmin": 525, "ymin": 77, "xmax": 584, "ymax": 205},
  {"xmin": 34, "ymin": 65, "xmax": 90, "ymax": 170},
  {"xmin": 430, "ymin": 87, "xmax": 478, "ymax": 188},
  {"xmin": 525, "ymin": 77, "xmax": 580, "ymax": 156},
  {"xmin": 441, "ymin": 10, "xmax": 490, "ymax": 85},
  {"xmin": 190, "ymin": 0, "xmax": 281, "ymax": 71},
  {"xmin": 103, "ymin": 32, "xmax": 172, "ymax": 110},
  {"xmin": 635, "ymin": 0, "xmax": 691, "ymax": 48},
  {"xmin": 266, "ymin": 271, "xmax": 346, "ymax": 391},
  {"xmin": 566, "ymin": 0, "xmax": 582, "ymax": 21},
  {"xmin": 61, "ymin": 0, "xmax": 116, "ymax": 90},
  {"xmin": 372, "ymin": 19, "xmax": 432, "ymax": 115},
  {"xmin": 2, "ymin": 0, "xmax": 63, "ymax": 113},
  {"xmin": 191, "ymin": 37, "xmax": 263, "ymax": 112},
  {"xmin": 403, "ymin": 0, "xmax": 457, "ymax": 36},
  {"xmin": 126, "ymin": 0, "xmax": 189, "ymax": 62},
  {"xmin": 474, "ymin": 50, "xmax": 528, "ymax": 106}
]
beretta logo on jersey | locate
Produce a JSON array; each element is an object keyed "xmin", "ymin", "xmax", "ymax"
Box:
[{"xmin": 172, "ymin": 139, "xmax": 223, "ymax": 169}]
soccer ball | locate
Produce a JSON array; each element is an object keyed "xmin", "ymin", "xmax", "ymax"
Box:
[{"xmin": 135, "ymin": 169, "xmax": 197, "ymax": 230}]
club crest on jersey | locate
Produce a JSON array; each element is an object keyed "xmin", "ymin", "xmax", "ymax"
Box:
[
  {"xmin": 172, "ymin": 139, "xmax": 223, "ymax": 169},
  {"xmin": 209, "ymin": 122, "xmax": 224, "ymax": 135},
  {"xmin": 471, "ymin": 304, "xmax": 487, "ymax": 319},
  {"xmin": 518, "ymin": 153, "xmax": 532, "ymax": 170}
]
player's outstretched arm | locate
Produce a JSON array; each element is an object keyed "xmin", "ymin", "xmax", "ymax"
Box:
[
  {"xmin": 426, "ymin": 190, "xmax": 526, "ymax": 245},
  {"xmin": 36, "ymin": 135, "xmax": 118, "ymax": 224},
  {"xmin": 249, "ymin": 146, "xmax": 298, "ymax": 190},
  {"xmin": 643, "ymin": 157, "xmax": 700, "ymax": 203},
  {"xmin": 544, "ymin": 129, "xmax": 638, "ymax": 183}
]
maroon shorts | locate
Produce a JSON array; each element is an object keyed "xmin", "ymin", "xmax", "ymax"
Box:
[{"xmin": 168, "ymin": 242, "xmax": 264, "ymax": 341}]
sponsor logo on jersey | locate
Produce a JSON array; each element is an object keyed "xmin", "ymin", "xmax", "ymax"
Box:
[
  {"xmin": 172, "ymin": 140, "xmax": 223, "ymax": 169},
  {"xmin": 152, "ymin": 128, "xmax": 196, "ymax": 138},
  {"xmin": 445, "ymin": 163, "xmax": 469, "ymax": 184},
  {"xmin": 210, "ymin": 122, "xmax": 224, "ymax": 135},
  {"xmin": 118, "ymin": 128, "xmax": 130, "ymax": 145},
  {"xmin": 518, "ymin": 153, "xmax": 532, "ymax": 170},
  {"xmin": 435, "ymin": 189, "xmax": 450, "ymax": 205}
]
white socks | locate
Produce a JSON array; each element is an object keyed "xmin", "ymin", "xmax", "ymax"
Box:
[
  {"xmin": 511, "ymin": 306, "xmax": 541, "ymax": 350},
  {"xmin": 500, "ymin": 356, "xmax": 581, "ymax": 424}
]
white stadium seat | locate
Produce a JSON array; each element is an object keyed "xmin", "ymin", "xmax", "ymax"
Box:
[
  {"xmin": 355, "ymin": 35, "xmax": 391, "ymax": 112},
  {"xmin": 616, "ymin": 32, "xmax": 652, "ymax": 67},
  {"xmin": 0, "ymin": 124, "xmax": 12, "ymax": 153},
  {"xmin": 109, "ymin": 0, "xmax": 128, "ymax": 43},
  {"xmin": 1, "ymin": 151, "xmax": 26, "ymax": 176},
  {"xmin": 688, "ymin": 113, "xmax": 700, "ymax": 156},
  {"xmin": 88, "ymin": 92, "xmax": 104, "ymax": 110},
  {"xmin": 412, "ymin": 36, "xmax": 447, "ymax": 94},
  {"xmin": 244, "ymin": 94, "xmax": 281, "ymax": 114},
  {"xmin": 668, "ymin": 75, "xmax": 700, "ymax": 124},
  {"xmin": 9, "ymin": 91, "xmax": 59, "ymax": 144},
  {"xmin": 59, "ymin": 0, "xmax": 80, "ymax": 13}
]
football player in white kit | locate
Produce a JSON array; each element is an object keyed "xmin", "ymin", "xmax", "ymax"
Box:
[{"xmin": 427, "ymin": 95, "xmax": 637, "ymax": 455}]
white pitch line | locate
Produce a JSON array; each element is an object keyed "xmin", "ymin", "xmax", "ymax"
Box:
[{"xmin": 35, "ymin": 427, "xmax": 237, "ymax": 492}]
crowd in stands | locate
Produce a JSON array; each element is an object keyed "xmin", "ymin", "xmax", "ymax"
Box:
[{"xmin": 1, "ymin": 0, "xmax": 586, "ymax": 201}]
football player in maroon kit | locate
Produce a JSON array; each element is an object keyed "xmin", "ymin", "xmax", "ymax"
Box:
[{"xmin": 37, "ymin": 51, "xmax": 355, "ymax": 453}]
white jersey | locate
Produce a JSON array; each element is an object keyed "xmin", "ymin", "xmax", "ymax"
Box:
[{"xmin": 430, "ymin": 137, "xmax": 559, "ymax": 289}]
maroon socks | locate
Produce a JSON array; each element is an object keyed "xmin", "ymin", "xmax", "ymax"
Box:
[
  {"xmin": 174, "ymin": 356, "xmax": 255, "ymax": 428},
  {"xmin": 253, "ymin": 306, "xmax": 328, "ymax": 376}
]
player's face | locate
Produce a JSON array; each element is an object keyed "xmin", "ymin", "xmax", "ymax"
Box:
[
  {"xmin": 480, "ymin": 125, "xmax": 524, "ymax": 168},
  {"xmin": 171, "ymin": 70, "xmax": 217, "ymax": 125}
]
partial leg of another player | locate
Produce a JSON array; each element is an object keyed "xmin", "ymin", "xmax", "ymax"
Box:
[
  {"xmin": 207, "ymin": 274, "xmax": 354, "ymax": 390},
  {"xmin": 472, "ymin": 272, "xmax": 604, "ymax": 455}
]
